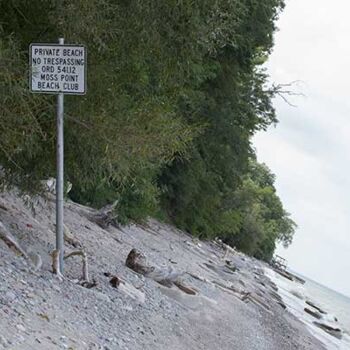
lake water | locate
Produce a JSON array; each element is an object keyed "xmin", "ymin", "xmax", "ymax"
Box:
[{"xmin": 265, "ymin": 268, "xmax": 350, "ymax": 349}]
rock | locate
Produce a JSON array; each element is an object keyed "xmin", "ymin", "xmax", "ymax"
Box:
[
  {"xmin": 16, "ymin": 335, "xmax": 25, "ymax": 343},
  {"xmin": 0, "ymin": 335, "xmax": 8, "ymax": 347},
  {"xmin": 93, "ymin": 290, "xmax": 112, "ymax": 303},
  {"xmin": 109, "ymin": 276, "xmax": 121, "ymax": 288},
  {"xmin": 52, "ymin": 284, "xmax": 61, "ymax": 292},
  {"xmin": 117, "ymin": 339, "xmax": 125, "ymax": 347},
  {"xmin": 16, "ymin": 324, "xmax": 26, "ymax": 332},
  {"xmin": 5, "ymin": 291, "xmax": 17, "ymax": 302}
]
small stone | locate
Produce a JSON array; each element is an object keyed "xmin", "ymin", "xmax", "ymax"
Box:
[
  {"xmin": 5, "ymin": 291, "xmax": 17, "ymax": 302},
  {"xmin": 53, "ymin": 285, "xmax": 61, "ymax": 292},
  {"xmin": 17, "ymin": 335, "xmax": 25, "ymax": 343},
  {"xmin": 16, "ymin": 324, "xmax": 26, "ymax": 332},
  {"xmin": 0, "ymin": 335, "xmax": 8, "ymax": 346}
]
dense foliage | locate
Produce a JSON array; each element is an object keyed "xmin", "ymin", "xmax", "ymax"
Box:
[{"xmin": 0, "ymin": 0, "xmax": 295, "ymax": 260}]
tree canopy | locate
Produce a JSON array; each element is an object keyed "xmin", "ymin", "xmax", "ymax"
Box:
[{"xmin": 0, "ymin": 0, "xmax": 295, "ymax": 261}]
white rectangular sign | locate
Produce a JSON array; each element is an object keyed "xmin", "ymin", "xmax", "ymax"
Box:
[{"xmin": 29, "ymin": 43, "xmax": 86, "ymax": 94}]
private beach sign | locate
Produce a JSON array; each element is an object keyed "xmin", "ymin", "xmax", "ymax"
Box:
[
  {"xmin": 28, "ymin": 39, "xmax": 87, "ymax": 274},
  {"xmin": 29, "ymin": 43, "xmax": 86, "ymax": 94}
]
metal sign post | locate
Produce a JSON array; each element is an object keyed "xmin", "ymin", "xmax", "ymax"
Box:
[
  {"xmin": 56, "ymin": 37, "xmax": 65, "ymax": 272},
  {"xmin": 29, "ymin": 38, "xmax": 86, "ymax": 274}
]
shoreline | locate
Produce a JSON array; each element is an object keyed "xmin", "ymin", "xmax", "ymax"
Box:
[
  {"xmin": 265, "ymin": 266, "xmax": 350, "ymax": 349},
  {"xmin": 0, "ymin": 190, "xmax": 326, "ymax": 349}
]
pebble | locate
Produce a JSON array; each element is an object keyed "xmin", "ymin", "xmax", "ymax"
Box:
[
  {"xmin": 4, "ymin": 291, "xmax": 17, "ymax": 302},
  {"xmin": 53, "ymin": 285, "xmax": 61, "ymax": 292},
  {"xmin": 0, "ymin": 335, "xmax": 8, "ymax": 347},
  {"xmin": 16, "ymin": 324, "xmax": 26, "ymax": 332},
  {"xmin": 18, "ymin": 335, "xmax": 25, "ymax": 342}
]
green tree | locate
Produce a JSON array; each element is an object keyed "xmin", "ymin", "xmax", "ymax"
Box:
[
  {"xmin": 0, "ymin": 1, "xmax": 294, "ymax": 259},
  {"xmin": 221, "ymin": 160, "xmax": 296, "ymax": 261}
]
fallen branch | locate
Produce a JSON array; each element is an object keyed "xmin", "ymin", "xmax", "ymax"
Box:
[
  {"xmin": 0, "ymin": 220, "xmax": 41, "ymax": 271},
  {"xmin": 63, "ymin": 224, "xmax": 82, "ymax": 248},
  {"xmin": 246, "ymin": 293, "xmax": 273, "ymax": 314},
  {"xmin": 51, "ymin": 249, "xmax": 91, "ymax": 286},
  {"xmin": 173, "ymin": 281, "xmax": 197, "ymax": 295},
  {"xmin": 90, "ymin": 200, "xmax": 119, "ymax": 229},
  {"xmin": 0, "ymin": 221, "xmax": 29, "ymax": 260},
  {"xmin": 212, "ymin": 279, "xmax": 250, "ymax": 301},
  {"xmin": 64, "ymin": 250, "xmax": 89, "ymax": 282},
  {"xmin": 126, "ymin": 248, "xmax": 195, "ymax": 294},
  {"xmin": 50, "ymin": 249, "xmax": 63, "ymax": 280}
]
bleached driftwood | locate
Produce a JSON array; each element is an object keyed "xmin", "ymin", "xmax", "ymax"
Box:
[
  {"xmin": 126, "ymin": 248, "xmax": 196, "ymax": 294},
  {"xmin": 0, "ymin": 221, "xmax": 30, "ymax": 259},
  {"xmin": 65, "ymin": 199, "xmax": 119, "ymax": 229},
  {"xmin": 51, "ymin": 249, "xmax": 64, "ymax": 280},
  {"xmin": 63, "ymin": 224, "xmax": 82, "ymax": 248},
  {"xmin": 28, "ymin": 252, "xmax": 42, "ymax": 271},
  {"xmin": 212, "ymin": 279, "xmax": 250, "ymax": 301},
  {"xmin": 64, "ymin": 250, "xmax": 89, "ymax": 282},
  {"xmin": 51, "ymin": 249, "xmax": 90, "ymax": 283},
  {"xmin": 0, "ymin": 220, "xmax": 42, "ymax": 271},
  {"xmin": 90, "ymin": 200, "xmax": 119, "ymax": 229},
  {"xmin": 214, "ymin": 237, "xmax": 237, "ymax": 261}
]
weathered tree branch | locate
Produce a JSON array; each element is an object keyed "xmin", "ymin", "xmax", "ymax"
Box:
[
  {"xmin": 64, "ymin": 250, "xmax": 89, "ymax": 282},
  {"xmin": 50, "ymin": 249, "xmax": 63, "ymax": 280},
  {"xmin": 0, "ymin": 220, "xmax": 29, "ymax": 260},
  {"xmin": 271, "ymin": 80, "xmax": 305, "ymax": 107}
]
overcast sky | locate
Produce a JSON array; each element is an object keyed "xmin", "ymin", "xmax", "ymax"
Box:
[{"xmin": 253, "ymin": 0, "xmax": 350, "ymax": 297}]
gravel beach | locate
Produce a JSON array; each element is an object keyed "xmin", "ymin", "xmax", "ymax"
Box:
[{"xmin": 0, "ymin": 191, "xmax": 325, "ymax": 349}]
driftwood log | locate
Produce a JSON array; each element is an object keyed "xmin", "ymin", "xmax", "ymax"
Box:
[
  {"xmin": 63, "ymin": 224, "xmax": 82, "ymax": 248},
  {"xmin": 0, "ymin": 221, "xmax": 30, "ymax": 260},
  {"xmin": 64, "ymin": 250, "xmax": 89, "ymax": 281},
  {"xmin": 125, "ymin": 248, "xmax": 196, "ymax": 294},
  {"xmin": 51, "ymin": 248, "xmax": 94, "ymax": 287},
  {"xmin": 51, "ymin": 249, "xmax": 64, "ymax": 280},
  {"xmin": 0, "ymin": 220, "xmax": 41, "ymax": 271},
  {"xmin": 90, "ymin": 200, "xmax": 119, "ymax": 229}
]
